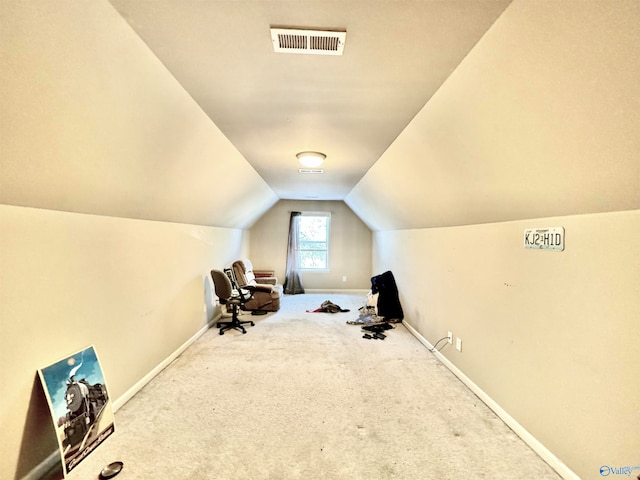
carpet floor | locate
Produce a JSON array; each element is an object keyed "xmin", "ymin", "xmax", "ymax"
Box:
[{"xmin": 47, "ymin": 293, "xmax": 561, "ymax": 479}]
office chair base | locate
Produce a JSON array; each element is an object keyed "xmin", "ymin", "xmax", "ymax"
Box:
[{"xmin": 216, "ymin": 319, "xmax": 255, "ymax": 335}]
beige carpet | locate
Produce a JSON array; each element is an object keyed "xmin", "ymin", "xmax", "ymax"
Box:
[{"xmin": 48, "ymin": 293, "xmax": 561, "ymax": 479}]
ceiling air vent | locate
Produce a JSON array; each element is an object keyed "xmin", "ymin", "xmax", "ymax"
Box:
[
  {"xmin": 298, "ymin": 169, "xmax": 324, "ymax": 174},
  {"xmin": 271, "ymin": 28, "xmax": 346, "ymax": 56}
]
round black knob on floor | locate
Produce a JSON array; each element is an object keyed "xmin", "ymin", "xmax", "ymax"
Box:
[{"xmin": 99, "ymin": 461, "xmax": 123, "ymax": 479}]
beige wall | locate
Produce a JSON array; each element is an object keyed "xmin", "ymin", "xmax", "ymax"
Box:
[
  {"xmin": 0, "ymin": 204, "xmax": 248, "ymax": 479},
  {"xmin": 249, "ymin": 200, "xmax": 372, "ymax": 290},
  {"xmin": 373, "ymin": 211, "xmax": 640, "ymax": 478}
]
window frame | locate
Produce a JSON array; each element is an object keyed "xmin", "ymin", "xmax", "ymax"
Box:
[{"xmin": 297, "ymin": 211, "xmax": 331, "ymax": 271}]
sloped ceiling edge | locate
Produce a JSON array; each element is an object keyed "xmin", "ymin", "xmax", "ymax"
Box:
[{"xmin": 345, "ymin": 0, "xmax": 640, "ymax": 231}]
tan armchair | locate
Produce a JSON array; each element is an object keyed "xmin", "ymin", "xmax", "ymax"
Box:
[{"xmin": 232, "ymin": 259, "xmax": 282, "ymax": 312}]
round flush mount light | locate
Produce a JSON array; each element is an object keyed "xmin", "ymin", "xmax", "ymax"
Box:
[{"xmin": 296, "ymin": 151, "xmax": 326, "ymax": 168}]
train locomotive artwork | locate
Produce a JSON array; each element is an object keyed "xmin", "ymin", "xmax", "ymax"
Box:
[
  {"xmin": 60, "ymin": 374, "xmax": 109, "ymax": 453},
  {"xmin": 39, "ymin": 345, "xmax": 115, "ymax": 476}
]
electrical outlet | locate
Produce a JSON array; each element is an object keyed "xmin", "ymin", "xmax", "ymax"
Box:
[
  {"xmin": 447, "ymin": 331, "xmax": 453, "ymax": 344},
  {"xmin": 342, "ymin": 275, "xmax": 347, "ymax": 282},
  {"xmin": 456, "ymin": 337, "xmax": 462, "ymax": 352}
]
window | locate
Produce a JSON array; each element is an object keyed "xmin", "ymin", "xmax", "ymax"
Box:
[{"xmin": 298, "ymin": 213, "xmax": 330, "ymax": 270}]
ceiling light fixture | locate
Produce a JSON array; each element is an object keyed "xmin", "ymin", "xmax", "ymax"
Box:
[{"xmin": 297, "ymin": 151, "xmax": 326, "ymax": 168}]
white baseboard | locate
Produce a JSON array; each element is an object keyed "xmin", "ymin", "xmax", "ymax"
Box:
[
  {"xmin": 302, "ymin": 289, "xmax": 369, "ymax": 295},
  {"xmin": 22, "ymin": 315, "xmax": 220, "ymax": 480},
  {"xmin": 113, "ymin": 315, "xmax": 219, "ymax": 411},
  {"xmin": 402, "ymin": 320, "xmax": 580, "ymax": 480},
  {"xmin": 21, "ymin": 450, "xmax": 60, "ymax": 480}
]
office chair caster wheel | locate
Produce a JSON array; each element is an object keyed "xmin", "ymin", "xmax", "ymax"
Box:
[
  {"xmin": 219, "ymin": 331, "xmax": 224, "ymax": 335},
  {"xmin": 250, "ymin": 321, "xmax": 255, "ymax": 326}
]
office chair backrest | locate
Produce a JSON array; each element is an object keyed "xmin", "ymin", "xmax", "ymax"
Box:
[{"xmin": 211, "ymin": 269, "xmax": 233, "ymax": 302}]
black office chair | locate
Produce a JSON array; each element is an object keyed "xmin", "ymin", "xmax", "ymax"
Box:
[{"xmin": 210, "ymin": 269, "xmax": 255, "ymax": 335}]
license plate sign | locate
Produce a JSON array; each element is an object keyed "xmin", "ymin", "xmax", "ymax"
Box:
[{"xmin": 524, "ymin": 227, "xmax": 564, "ymax": 251}]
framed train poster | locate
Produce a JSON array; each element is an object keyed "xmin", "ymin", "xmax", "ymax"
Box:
[{"xmin": 38, "ymin": 346, "xmax": 115, "ymax": 476}]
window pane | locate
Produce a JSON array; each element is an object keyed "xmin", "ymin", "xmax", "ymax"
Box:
[
  {"xmin": 299, "ymin": 217, "xmax": 327, "ymax": 241},
  {"xmin": 298, "ymin": 214, "xmax": 329, "ymax": 269},
  {"xmin": 299, "ymin": 251, "xmax": 327, "ymax": 269}
]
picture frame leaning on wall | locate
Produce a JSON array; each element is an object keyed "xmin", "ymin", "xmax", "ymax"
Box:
[{"xmin": 38, "ymin": 345, "xmax": 115, "ymax": 477}]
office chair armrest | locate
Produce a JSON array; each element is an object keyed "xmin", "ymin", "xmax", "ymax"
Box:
[{"xmin": 231, "ymin": 288, "xmax": 253, "ymax": 302}]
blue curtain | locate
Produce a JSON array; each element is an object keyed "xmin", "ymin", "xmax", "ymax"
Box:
[{"xmin": 283, "ymin": 211, "xmax": 305, "ymax": 294}]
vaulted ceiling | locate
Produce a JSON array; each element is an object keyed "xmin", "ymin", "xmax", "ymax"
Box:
[
  {"xmin": 3, "ymin": 1, "xmax": 638, "ymax": 231},
  {"xmin": 108, "ymin": 0, "xmax": 513, "ymax": 200}
]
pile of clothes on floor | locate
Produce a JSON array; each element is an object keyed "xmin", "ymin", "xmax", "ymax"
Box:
[
  {"xmin": 347, "ymin": 270, "xmax": 404, "ymax": 341},
  {"xmin": 307, "ymin": 300, "xmax": 350, "ymax": 313}
]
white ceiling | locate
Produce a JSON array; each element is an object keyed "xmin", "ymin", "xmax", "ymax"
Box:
[{"xmin": 108, "ymin": 0, "xmax": 513, "ymax": 200}]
